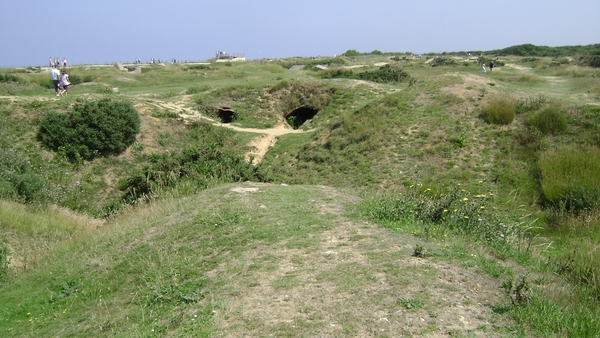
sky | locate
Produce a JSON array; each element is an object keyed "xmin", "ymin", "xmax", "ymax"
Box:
[{"xmin": 1, "ymin": 0, "xmax": 599, "ymax": 67}]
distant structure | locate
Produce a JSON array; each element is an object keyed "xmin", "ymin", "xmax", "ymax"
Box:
[{"xmin": 215, "ymin": 51, "xmax": 246, "ymax": 62}]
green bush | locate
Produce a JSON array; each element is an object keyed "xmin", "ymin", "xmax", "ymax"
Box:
[
  {"xmin": 482, "ymin": 95, "xmax": 517, "ymax": 125},
  {"xmin": 430, "ymin": 57, "xmax": 457, "ymax": 67},
  {"xmin": 526, "ymin": 104, "xmax": 568, "ymax": 135},
  {"xmin": 0, "ymin": 148, "xmax": 45, "ymax": 202},
  {"xmin": 343, "ymin": 49, "xmax": 361, "ymax": 57},
  {"xmin": 0, "ymin": 74, "xmax": 22, "ymax": 84},
  {"xmin": 321, "ymin": 64, "xmax": 413, "ymax": 84},
  {"xmin": 38, "ymin": 98, "xmax": 141, "ymax": 162},
  {"xmin": 117, "ymin": 121, "xmax": 257, "ymax": 204},
  {"xmin": 539, "ymin": 146, "xmax": 600, "ymax": 212},
  {"xmin": 358, "ymin": 64, "xmax": 413, "ymax": 84},
  {"xmin": 359, "ymin": 184, "xmax": 523, "ymax": 247}
]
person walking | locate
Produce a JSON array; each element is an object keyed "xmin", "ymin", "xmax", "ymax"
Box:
[
  {"xmin": 63, "ymin": 58, "xmax": 67, "ymax": 67},
  {"xmin": 51, "ymin": 65, "xmax": 61, "ymax": 96},
  {"xmin": 482, "ymin": 63, "xmax": 487, "ymax": 73},
  {"xmin": 490, "ymin": 61, "xmax": 494, "ymax": 72},
  {"xmin": 48, "ymin": 57, "xmax": 53, "ymax": 67},
  {"xmin": 59, "ymin": 69, "xmax": 70, "ymax": 96}
]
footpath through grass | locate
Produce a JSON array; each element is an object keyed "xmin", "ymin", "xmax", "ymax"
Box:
[{"xmin": 0, "ymin": 183, "xmax": 528, "ymax": 337}]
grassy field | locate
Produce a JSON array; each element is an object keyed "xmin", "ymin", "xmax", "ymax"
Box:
[{"xmin": 1, "ymin": 52, "xmax": 600, "ymax": 336}]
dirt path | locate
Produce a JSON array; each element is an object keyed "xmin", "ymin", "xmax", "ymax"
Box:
[{"xmin": 156, "ymin": 100, "xmax": 315, "ymax": 165}]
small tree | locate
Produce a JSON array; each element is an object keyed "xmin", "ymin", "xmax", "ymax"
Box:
[{"xmin": 343, "ymin": 49, "xmax": 361, "ymax": 57}]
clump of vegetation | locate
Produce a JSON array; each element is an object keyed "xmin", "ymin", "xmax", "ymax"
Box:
[
  {"xmin": 0, "ymin": 74, "xmax": 23, "ymax": 84},
  {"xmin": 539, "ymin": 145, "xmax": 600, "ymax": 212},
  {"xmin": 360, "ymin": 183, "xmax": 525, "ymax": 248},
  {"xmin": 185, "ymin": 64, "xmax": 213, "ymax": 71},
  {"xmin": 501, "ymin": 275, "xmax": 532, "ymax": 306},
  {"xmin": 526, "ymin": 104, "xmax": 568, "ymax": 135},
  {"xmin": 516, "ymin": 95, "xmax": 547, "ymax": 114},
  {"xmin": 185, "ymin": 85, "xmax": 210, "ymax": 94},
  {"xmin": 268, "ymin": 80, "xmax": 290, "ymax": 93},
  {"xmin": 321, "ymin": 64, "xmax": 414, "ymax": 85},
  {"xmin": 0, "ymin": 240, "xmax": 8, "ymax": 283},
  {"xmin": 38, "ymin": 98, "xmax": 141, "ymax": 162},
  {"xmin": 429, "ymin": 57, "xmax": 457, "ymax": 67},
  {"xmin": 0, "ymin": 149, "xmax": 45, "ymax": 202},
  {"xmin": 115, "ymin": 121, "xmax": 258, "ymax": 208},
  {"xmin": 481, "ymin": 95, "xmax": 517, "ymax": 125}
]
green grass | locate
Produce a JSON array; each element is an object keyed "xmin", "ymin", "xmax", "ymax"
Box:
[{"xmin": 2, "ymin": 53, "xmax": 600, "ymax": 336}]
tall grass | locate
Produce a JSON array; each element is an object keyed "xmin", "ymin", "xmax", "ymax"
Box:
[
  {"xmin": 526, "ymin": 104, "xmax": 568, "ymax": 135},
  {"xmin": 482, "ymin": 95, "xmax": 517, "ymax": 125},
  {"xmin": 539, "ymin": 145, "xmax": 600, "ymax": 212}
]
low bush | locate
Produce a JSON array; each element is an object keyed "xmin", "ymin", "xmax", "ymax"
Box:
[
  {"xmin": 430, "ymin": 57, "xmax": 457, "ymax": 67},
  {"xmin": 482, "ymin": 95, "xmax": 517, "ymax": 125},
  {"xmin": 320, "ymin": 64, "xmax": 413, "ymax": 85},
  {"xmin": 526, "ymin": 104, "xmax": 568, "ymax": 135},
  {"xmin": 38, "ymin": 98, "xmax": 141, "ymax": 162},
  {"xmin": 359, "ymin": 183, "xmax": 525, "ymax": 248},
  {"xmin": 0, "ymin": 148, "xmax": 45, "ymax": 202},
  {"xmin": 116, "ymin": 121, "xmax": 258, "ymax": 205},
  {"xmin": 539, "ymin": 145, "xmax": 600, "ymax": 212},
  {"xmin": 358, "ymin": 64, "xmax": 413, "ymax": 84},
  {"xmin": 0, "ymin": 74, "xmax": 23, "ymax": 84}
]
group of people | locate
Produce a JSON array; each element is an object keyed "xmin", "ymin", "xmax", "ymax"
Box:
[
  {"xmin": 482, "ymin": 61, "xmax": 494, "ymax": 73},
  {"xmin": 49, "ymin": 57, "xmax": 67, "ymax": 68},
  {"xmin": 50, "ymin": 65, "xmax": 70, "ymax": 96}
]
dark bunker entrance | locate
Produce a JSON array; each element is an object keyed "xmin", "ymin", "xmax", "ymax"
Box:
[
  {"xmin": 285, "ymin": 107, "xmax": 318, "ymax": 129},
  {"xmin": 218, "ymin": 107, "xmax": 237, "ymax": 123}
]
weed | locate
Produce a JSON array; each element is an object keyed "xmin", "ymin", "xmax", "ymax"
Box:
[
  {"xmin": 412, "ymin": 244, "xmax": 427, "ymax": 258},
  {"xmin": 501, "ymin": 274, "xmax": 531, "ymax": 306},
  {"xmin": 516, "ymin": 95, "xmax": 546, "ymax": 114},
  {"xmin": 397, "ymin": 296, "xmax": 424, "ymax": 310}
]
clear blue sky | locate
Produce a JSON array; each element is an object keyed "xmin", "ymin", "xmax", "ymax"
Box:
[{"xmin": 1, "ymin": 0, "xmax": 598, "ymax": 67}]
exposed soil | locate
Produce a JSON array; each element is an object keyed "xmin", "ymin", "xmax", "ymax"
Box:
[{"xmin": 205, "ymin": 183, "xmax": 513, "ymax": 337}]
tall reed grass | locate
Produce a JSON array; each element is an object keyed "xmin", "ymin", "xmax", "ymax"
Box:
[{"xmin": 539, "ymin": 145, "xmax": 600, "ymax": 212}]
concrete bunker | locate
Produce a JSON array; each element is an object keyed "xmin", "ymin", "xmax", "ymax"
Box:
[
  {"xmin": 285, "ymin": 106, "xmax": 318, "ymax": 129},
  {"xmin": 218, "ymin": 106, "xmax": 237, "ymax": 123}
]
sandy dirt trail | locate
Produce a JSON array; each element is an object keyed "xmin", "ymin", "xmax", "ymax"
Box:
[{"xmin": 158, "ymin": 101, "xmax": 314, "ymax": 164}]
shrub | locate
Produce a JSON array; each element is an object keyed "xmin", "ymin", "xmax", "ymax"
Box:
[
  {"xmin": 0, "ymin": 74, "xmax": 23, "ymax": 84},
  {"xmin": 117, "ymin": 121, "xmax": 257, "ymax": 204},
  {"xmin": 526, "ymin": 104, "xmax": 568, "ymax": 135},
  {"xmin": 343, "ymin": 49, "xmax": 361, "ymax": 57},
  {"xmin": 359, "ymin": 183, "xmax": 523, "ymax": 247},
  {"xmin": 0, "ymin": 148, "xmax": 45, "ymax": 202},
  {"xmin": 358, "ymin": 64, "xmax": 413, "ymax": 84},
  {"xmin": 539, "ymin": 145, "xmax": 600, "ymax": 212},
  {"xmin": 482, "ymin": 95, "xmax": 517, "ymax": 125},
  {"xmin": 320, "ymin": 69, "xmax": 356, "ymax": 80},
  {"xmin": 430, "ymin": 57, "xmax": 457, "ymax": 67},
  {"xmin": 38, "ymin": 98, "xmax": 141, "ymax": 161}
]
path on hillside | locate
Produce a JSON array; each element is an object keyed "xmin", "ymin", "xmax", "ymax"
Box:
[{"xmin": 156, "ymin": 100, "xmax": 315, "ymax": 164}]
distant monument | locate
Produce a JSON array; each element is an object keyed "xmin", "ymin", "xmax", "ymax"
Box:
[{"xmin": 215, "ymin": 51, "xmax": 246, "ymax": 62}]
